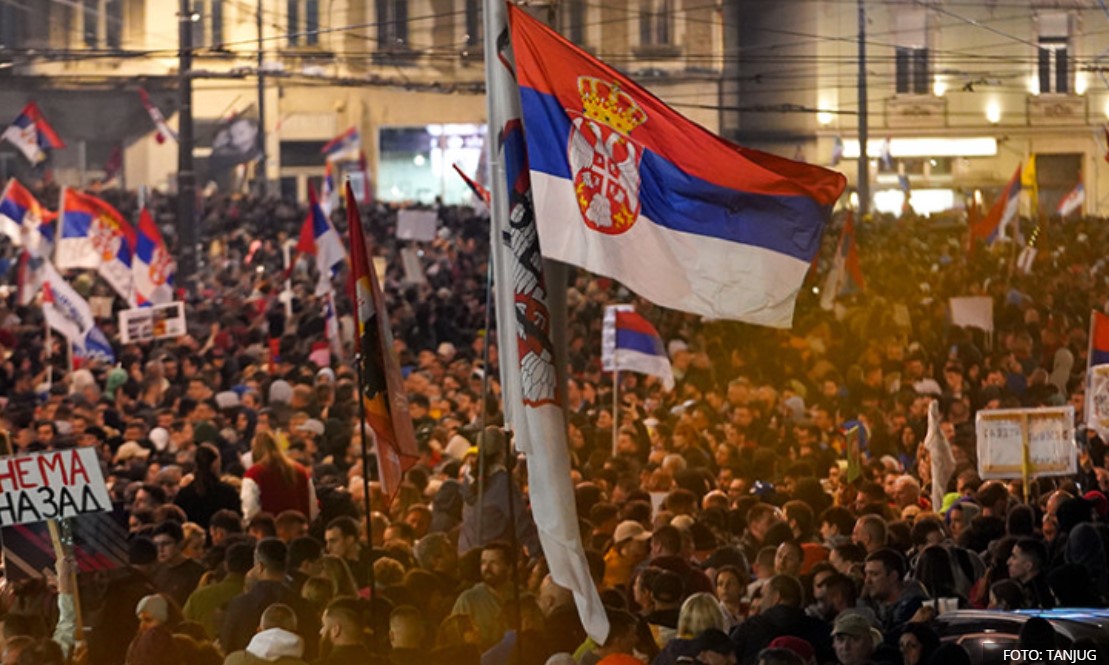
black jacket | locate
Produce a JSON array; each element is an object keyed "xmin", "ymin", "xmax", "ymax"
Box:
[
  {"xmin": 221, "ymin": 580, "xmax": 320, "ymax": 658},
  {"xmin": 729, "ymin": 604, "xmax": 832, "ymax": 665}
]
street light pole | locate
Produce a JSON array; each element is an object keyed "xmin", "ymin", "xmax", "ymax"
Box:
[
  {"xmin": 256, "ymin": 0, "xmax": 267, "ymax": 194},
  {"xmin": 857, "ymin": 0, "xmax": 870, "ymax": 217},
  {"xmin": 177, "ymin": 0, "xmax": 198, "ymax": 292}
]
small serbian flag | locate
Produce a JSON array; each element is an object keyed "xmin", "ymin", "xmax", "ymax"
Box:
[
  {"xmin": 601, "ymin": 305, "xmax": 675, "ymax": 391},
  {"xmin": 133, "ymin": 208, "xmax": 175, "ymax": 306},
  {"xmin": 1, "ymin": 102, "xmax": 64, "ymax": 165},
  {"xmin": 1091, "ymin": 311, "xmax": 1109, "ymax": 368},
  {"xmin": 295, "ymin": 185, "xmax": 347, "ymax": 295},
  {"xmin": 0, "ymin": 178, "xmax": 55, "ymax": 253},
  {"xmin": 57, "ymin": 188, "xmax": 136, "ymax": 303},
  {"xmin": 1057, "ymin": 183, "xmax": 1084, "ymax": 218},
  {"xmin": 321, "ymin": 127, "xmax": 361, "ymax": 162},
  {"xmin": 971, "ymin": 166, "xmax": 1021, "ymax": 246}
]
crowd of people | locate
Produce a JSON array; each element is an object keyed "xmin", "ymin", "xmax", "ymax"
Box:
[{"xmin": 0, "ymin": 178, "xmax": 1107, "ymax": 665}]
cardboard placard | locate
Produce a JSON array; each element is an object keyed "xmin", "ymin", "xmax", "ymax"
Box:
[
  {"xmin": 950, "ymin": 296, "xmax": 994, "ymax": 332},
  {"xmin": 118, "ymin": 301, "xmax": 187, "ymax": 344},
  {"xmin": 0, "ymin": 448, "xmax": 112, "ymax": 527},
  {"xmin": 396, "ymin": 209, "xmax": 438, "ymax": 242},
  {"xmin": 976, "ymin": 406, "xmax": 1076, "ymax": 480}
]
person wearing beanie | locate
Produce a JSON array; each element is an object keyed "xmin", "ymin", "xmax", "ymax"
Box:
[
  {"xmin": 89, "ymin": 537, "xmax": 159, "ymax": 665},
  {"xmin": 125, "ymin": 593, "xmax": 183, "ymax": 665}
]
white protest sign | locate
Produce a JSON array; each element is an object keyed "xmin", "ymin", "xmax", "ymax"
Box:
[
  {"xmin": 118, "ymin": 301, "xmax": 187, "ymax": 344},
  {"xmin": 400, "ymin": 248, "xmax": 427, "ymax": 285},
  {"xmin": 976, "ymin": 406, "xmax": 1076, "ymax": 480},
  {"xmin": 950, "ymin": 296, "xmax": 994, "ymax": 332},
  {"xmin": 396, "ymin": 209, "xmax": 438, "ymax": 242},
  {"xmin": 0, "ymin": 448, "xmax": 112, "ymax": 527},
  {"xmin": 1087, "ymin": 364, "xmax": 1109, "ymax": 441}
]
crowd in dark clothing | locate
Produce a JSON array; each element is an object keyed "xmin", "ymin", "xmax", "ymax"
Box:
[{"xmin": 0, "ymin": 178, "xmax": 1108, "ymax": 665}]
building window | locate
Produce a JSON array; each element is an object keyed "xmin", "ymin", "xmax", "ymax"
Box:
[
  {"xmin": 0, "ymin": 2, "xmax": 24, "ymax": 49},
  {"xmin": 1037, "ymin": 13, "xmax": 1070, "ymax": 95},
  {"xmin": 377, "ymin": 0, "xmax": 408, "ymax": 49},
  {"xmin": 640, "ymin": 0, "xmax": 673, "ymax": 47},
  {"xmin": 894, "ymin": 9, "xmax": 928, "ymax": 95},
  {"xmin": 287, "ymin": 0, "xmax": 319, "ymax": 46},
  {"xmin": 465, "ymin": 0, "xmax": 482, "ymax": 49},
  {"xmin": 895, "ymin": 47, "xmax": 929, "ymax": 95},
  {"xmin": 83, "ymin": 0, "xmax": 122, "ymax": 48},
  {"xmin": 561, "ymin": 0, "xmax": 585, "ymax": 46}
]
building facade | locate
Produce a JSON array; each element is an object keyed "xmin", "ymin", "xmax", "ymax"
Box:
[
  {"xmin": 726, "ymin": 0, "xmax": 1109, "ymax": 217},
  {"xmin": 0, "ymin": 0, "xmax": 725, "ymax": 204}
]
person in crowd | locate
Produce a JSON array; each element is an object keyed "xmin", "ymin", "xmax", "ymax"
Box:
[
  {"xmin": 1007, "ymin": 538, "xmax": 1054, "ymax": 609},
  {"xmin": 860, "ymin": 549, "xmax": 927, "ymax": 640},
  {"xmin": 151, "ymin": 521, "xmax": 207, "ymax": 607},
  {"xmin": 223, "ymin": 603, "xmax": 308, "ymax": 665},
  {"xmin": 242, "ymin": 431, "xmax": 318, "ymax": 521},
  {"xmin": 174, "ymin": 443, "xmax": 242, "ymax": 527},
  {"xmin": 451, "ymin": 541, "xmax": 516, "ymax": 649}
]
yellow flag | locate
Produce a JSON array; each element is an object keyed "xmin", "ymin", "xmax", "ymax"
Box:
[{"xmin": 1021, "ymin": 155, "xmax": 1038, "ymax": 215}]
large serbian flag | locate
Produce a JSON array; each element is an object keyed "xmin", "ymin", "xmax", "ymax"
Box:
[
  {"xmin": 346, "ymin": 183, "xmax": 419, "ymax": 501},
  {"xmin": 56, "ymin": 189, "xmax": 136, "ymax": 303},
  {"xmin": 507, "ymin": 5, "xmax": 845, "ymax": 328}
]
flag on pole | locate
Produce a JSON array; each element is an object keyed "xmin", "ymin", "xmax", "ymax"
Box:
[
  {"xmin": 845, "ymin": 424, "xmax": 862, "ymax": 484},
  {"xmin": 0, "ymin": 179, "xmax": 56, "ymax": 253},
  {"xmin": 41, "ymin": 259, "xmax": 95, "ymax": 345},
  {"xmin": 488, "ymin": 0, "xmax": 609, "ymax": 644},
  {"xmin": 452, "ymin": 162, "xmax": 491, "ymax": 206},
  {"xmin": 345, "ymin": 183, "xmax": 419, "ymax": 501},
  {"xmin": 322, "ymin": 127, "xmax": 361, "ymax": 162},
  {"xmin": 925, "ymin": 399, "xmax": 956, "ymax": 511},
  {"xmin": 320, "ymin": 161, "xmax": 338, "ymax": 216},
  {"xmin": 1021, "ymin": 155, "xmax": 1038, "ymax": 217},
  {"xmin": 323, "ymin": 291, "xmax": 342, "ymax": 360},
  {"xmin": 137, "ymin": 88, "xmax": 177, "ymax": 144},
  {"xmin": 75, "ymin": 325, "xmax": 116, "ymax": 366},
  {"xmin": 1016, "ymin": 246, "xmax": 1037, "ymax": 275},
  {"xmin": 970, "ymin": 166, "xmax": 1021, "ymax": 247},
  {"xmin": 879, "ymin": 137, "xmax": 893, "ymax": 170},
  {"xmin": 133, "ymin": 208, "xmax": 175, "ymax": 306},
  {"xmin": 296, "ymin": 186, "xmax": 347, "ymax": 295},
  {"xmin": 1056, "ymin": 183, "xmax": 1084, "ymax": 218},
  {"xmin": 819, "ymin": 211, "xmax": 864, "ymax": 310},
  {"xmin": 601, "ymin": 305, "xmax": 675, "ymax": 391},
  {"xmin": 1, "ymin": 102, "xmax": 64, "ymax": 165},
  {"xmin": 507, "ymin": 5, "xmax": 845, "ymax": 328},
  {"xmin": 56, "ymin": 189, "xmax": 136, "ymax": 303}
]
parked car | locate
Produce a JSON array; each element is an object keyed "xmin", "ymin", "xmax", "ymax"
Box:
[{"xmin": 933, "ymin": 609, "xmax": 1109, "ymax": 665}]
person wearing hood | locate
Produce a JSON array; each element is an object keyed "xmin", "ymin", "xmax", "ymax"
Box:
[
  {"xmin": 224, "ymin": 603, "xmax": 308, "ymax": 665},
  {"xmin": 457, "ymin": 427, "xmax": 540, "ymax": 556}
]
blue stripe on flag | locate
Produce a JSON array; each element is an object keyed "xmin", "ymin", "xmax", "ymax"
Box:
[
  {"xmin": 616, "ymin": 328, "xmax": 666, "ymax": 358},
  {"xmin": 520, "ymin": 87, "xmax": 825, "ymax": 262},
  {"xmin": 61, "ymin": 211, "xmax": 92, "ymax": 238}
]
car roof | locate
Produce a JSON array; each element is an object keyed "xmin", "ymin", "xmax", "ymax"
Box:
[{"xmin": 936, "ymin": 609, "xmax": 1109, "ymax": 642}]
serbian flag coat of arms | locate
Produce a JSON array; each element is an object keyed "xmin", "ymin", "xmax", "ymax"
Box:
[
  {"xmin": 1, "ymin": 102, "xmax": 65, "ymax": 165},
  {"xmin": 56, "ymin": 189, "xmax": 136, "ymax": 303},
  {"xmin": 507, "ymin": 5, "xmax": 846, "ymax": 328},
  {"xmin": 133, "ymin": 208, "xmax": 175, "ymax": 306}
]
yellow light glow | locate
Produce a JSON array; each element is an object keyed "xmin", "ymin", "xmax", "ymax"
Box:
[
  {"xmin": 1075, "ymin": 73, "xmax": 1087, "ymax": 96},
  {"xmin": 849, "ymin": 192, "xmax": 860, "ymax": 209},
  {"xmin": 1104, "ymin": 99, "xmax": 1109, "ymax": 120},
  {"xmin": 817, "ymin": 110, "xmax": 835, "ymax": 126},
  {"xmin": 842, "ymin": 137, "xmax": 998, "ymax": 159},
  {"xmin": 1027, "ymin": 76, "xmax": 1039, "ymax": 95},
  {"xmin": 985, "ymin": 101, "xmax": 1001, "ymax": 124},
  {"xmin": 933, "ymin": 80, "xmax": 946, "ymax": 97}
]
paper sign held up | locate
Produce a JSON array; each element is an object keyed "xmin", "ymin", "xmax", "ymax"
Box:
[
  {"xmin": 0, "ymin": 448, "xmax": 112, "ymax": 527},
  {"xmin": 950, "ymin": 296, "xmax": 994, "ymax": 332},
  {"xmin": 119, "ymin": 301, "xmax": 187, "ymax": 344},
  {"xmin": 396, "ymin": 209, "xmax": 438, "ymax": 242},
  {"xmin": 976, "ymin": 406, "xmax": 1076, "ymax": 480}
]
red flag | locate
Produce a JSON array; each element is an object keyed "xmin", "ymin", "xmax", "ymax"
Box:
[
  {"xmin": 346, "ymin": 183, "xmax": 419, "ymax": 502},
  {"xmin": 452, "ymin": 163, "xmax": 491, "ymax": 205}
]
